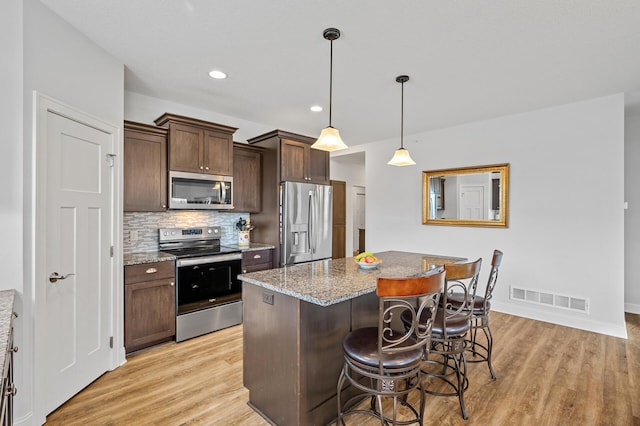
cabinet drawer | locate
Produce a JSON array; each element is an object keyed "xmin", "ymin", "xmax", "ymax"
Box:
[
  {"xmin": 243, "ymin": 262, "xmax": 273, "ymax": 274},
  {"xmin": 242, "ymin": 249, "xmax": 272, "ymax": 267},
  {"xmin": 125, "ymin": 260, "xmax": 175, "ymax": 284}
]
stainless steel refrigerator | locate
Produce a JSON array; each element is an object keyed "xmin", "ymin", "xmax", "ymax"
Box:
[{"xmin": 281, "ymin": 181, "xmax": 333, "ymax": 266}]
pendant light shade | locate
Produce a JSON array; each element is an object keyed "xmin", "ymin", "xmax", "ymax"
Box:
[
  {"xmin": 388, "ymin": 147, "xmax": 416, "ymax": 166},
  {"xmin": 315, "ymin": 126, "xmax": 346, "ymax": 151},
  {"xmin": 388, "ymin": 75, "xmax": 416, "ymax": 166},
  {"xmin": 311, "ymin": 28, "xmax": 348, "ymax": 152}
]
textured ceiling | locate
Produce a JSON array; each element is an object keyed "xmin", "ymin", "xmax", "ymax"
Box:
[{"xmin": 40, "ymin": 0, "xmax": 640, "ymax": 144}]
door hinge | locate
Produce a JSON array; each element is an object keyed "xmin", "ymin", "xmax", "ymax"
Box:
[
  {"xmin": 110, "ymin": 246, "xmax": 114, "ymax": 257},
  {"xmin": 109, "ymin": 336, "xmax": 114, "ymax": 349},
  {"xmin": 106, "ymin": 153, "xmax": 116, "ymax": 168}
]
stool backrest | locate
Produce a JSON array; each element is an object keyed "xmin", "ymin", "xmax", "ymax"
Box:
[
  {"xmin": 482, "ymin": 249, "xmax": 503, "ymax": 311},
  {"xmin": 376, "ymin": 270, "xmax": 445, "ymax": 360},
  {"xmin": 441, "ymin": 258, "xmax": 482, "ymax": 338}
]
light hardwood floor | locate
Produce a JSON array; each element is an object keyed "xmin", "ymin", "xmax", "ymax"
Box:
[{"xmin": 46, "ymin": 312, "xmax": 640, "ymax": 425}]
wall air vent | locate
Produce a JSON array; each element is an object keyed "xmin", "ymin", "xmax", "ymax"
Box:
[{"xmin": 510, "ymin": 286, "xmax": 589, "ymax": 313}]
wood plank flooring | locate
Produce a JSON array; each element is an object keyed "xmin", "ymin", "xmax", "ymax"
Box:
[{"xmin": 46, "ymin": 312, "xmax": 640, "ymax": 425}]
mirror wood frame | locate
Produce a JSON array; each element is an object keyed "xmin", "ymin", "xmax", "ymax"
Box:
[{"xmin": 422, "ymin": 163, "xmax": 509, "ymax": 227}]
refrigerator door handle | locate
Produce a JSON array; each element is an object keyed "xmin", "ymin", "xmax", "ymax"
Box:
[
  {"xmin": 308, "ymin": 191, "xmax": 314, "ymax": 253},
  {"xmin": 313, "ymin": 191, "xmax": 318, "ymax": 253}
]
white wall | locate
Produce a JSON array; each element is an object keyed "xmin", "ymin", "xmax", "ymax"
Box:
[
  {"xmin": 20, "ymin": 0, "xmax": 125, "ymax": 423},
  {"xmin": 349, "ymin": 94, "xmax": 626, "ymax": 337},
  {"xmin": 125, "ymin": 91, "xmax": 273, "ymax": 142},
  {"xmin": 625, "ymin": 105, "xmax": 640, "ymax": 314},
  {"xmin": 0, "ymin": 3, "xmax": 23, "ymax": 284}
]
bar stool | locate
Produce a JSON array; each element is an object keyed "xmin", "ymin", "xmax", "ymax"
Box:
[
  {"xmin": 336, "ymin": 271, "xmax": 445, "ymax": 426},
  {"xmin": 414, "ymin": 258, "xmax": 482, "ymax": 420},
  {"xmin": 447, "ymin": 249, "xmax": 503, "ymax": 379}
]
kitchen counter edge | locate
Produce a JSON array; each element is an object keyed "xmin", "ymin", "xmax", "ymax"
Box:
[{"xmin": 124, "ymin": 243, "xmax": 276, "ymax": 266}]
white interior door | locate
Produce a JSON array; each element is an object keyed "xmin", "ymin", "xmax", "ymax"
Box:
[
  {"xmin": 40, "ymin": 107, "xmax": 115, "ymax": 415},
  {"xmin": 459, "ymin": 185, "xmax": 486, "ymax": 220}
]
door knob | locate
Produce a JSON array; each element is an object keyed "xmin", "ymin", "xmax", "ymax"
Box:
[{"xmin": 49, "ymin": 272, "xmax": 75, "ymax": 283}]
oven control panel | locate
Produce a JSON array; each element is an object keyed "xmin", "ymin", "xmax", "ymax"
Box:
[{"xmin": 159, "ymin": 227, "xmax": 221, "ymax": 243}]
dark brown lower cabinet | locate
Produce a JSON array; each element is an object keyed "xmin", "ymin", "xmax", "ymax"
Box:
[
  {"xmin": 124, "ymin": 261, "xmax": 176, "ymax": 353},
  {"xmin": 242, "ymin": 284, "xmax": 377, "ymax": 425},
  {"xmin": 242, "ymin": 249, "xmax": 273, "ymax": 273}
]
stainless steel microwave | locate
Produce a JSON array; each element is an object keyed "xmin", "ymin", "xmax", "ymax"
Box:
[{"xmin": 169, "ymin": 171, "xmax": 233, "ymax": 210}]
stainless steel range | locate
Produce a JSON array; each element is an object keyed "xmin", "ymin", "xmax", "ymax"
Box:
[{"xmin": 159, "ymin": 227, "xmax": 242, "ymax": 342}]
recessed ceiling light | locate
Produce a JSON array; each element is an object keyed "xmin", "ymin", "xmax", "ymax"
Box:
[
  {"xmin": 209, "ymin": 70, "xmax": 227, "ymax": 79},
  {"xmin": 310, "ymin": 105, "xmax": 323, "ymax": 112}
]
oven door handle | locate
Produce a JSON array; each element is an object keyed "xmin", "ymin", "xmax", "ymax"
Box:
[{"xmin": 176, "ymin": 252, "xmax": 242, "ymax": 267}]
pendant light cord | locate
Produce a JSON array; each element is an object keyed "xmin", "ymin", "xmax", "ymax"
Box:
[
  {"xmin": 329, "ymin": 38, "xmax": 333, "ymax": 127},
  {"xmin": 400, "ymin": 79, "xmax": 404, "ymax": 149}
]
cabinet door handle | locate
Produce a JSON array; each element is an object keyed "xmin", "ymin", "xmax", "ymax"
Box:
[
  {"xmin": 145, "ymin": 268, "xmax": 157, "ymax": 274},
  {"xmin": 242, "ymin": 269, "xmax": 247, "ymax": 273},
  {"xmin": 199, "ymin": 166, "xmax": 204, "ymax": 170},
  {"xmin": 11, "ymin": 346, "xmax": 18, "ymax": 353},
  {"xmin": 170, "ymin": 282, "xmax": 175, "ymax": 287},
  {"xmin": 253, "ymin": 254, "xmax": 261, "ymax": 259}
]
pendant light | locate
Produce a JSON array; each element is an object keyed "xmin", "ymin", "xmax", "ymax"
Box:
[
  {"xmin": 388, "ymin": 75, "xmax": 416, "ymax": 166},
  {"xmin": 311, "ymin": 28, "xmax": 348, "ymax": 152}
]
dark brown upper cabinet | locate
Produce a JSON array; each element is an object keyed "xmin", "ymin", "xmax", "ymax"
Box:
[
  {"xmin": 123, "ymin": 121, "xmax": 168, "ymax": 212},
  {"xmin": 233, "ymin": 142, "xmax": 264, "ymax": 213},
  {"xmin": 154, "ymin": 113, "xmax": 237, "ymax": 176},
  {"xmin": 248, "ymin": 130, "xmax": 330, "ymax": 185}
]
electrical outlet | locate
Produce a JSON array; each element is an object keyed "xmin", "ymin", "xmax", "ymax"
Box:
[
  {"xmin": 130, "ymin": 230, "xmax": 138, "ymax": 242},
  {"xmin": 262, "ymin": 292, "xmax": 274, "ymax": 305}
]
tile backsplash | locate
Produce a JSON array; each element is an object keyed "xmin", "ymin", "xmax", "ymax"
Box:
[{"xmin": 123, "ymin": 210, "xmax": 249, "ymax": 253}]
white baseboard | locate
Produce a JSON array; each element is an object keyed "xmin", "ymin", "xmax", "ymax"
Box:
[
  {"xmin": 492, "ymin": 300, "xmax": 628, "ymax": 339},
  {"xmin": 625, "ymin": 302, "xmax": 640, "ymax": 315}
]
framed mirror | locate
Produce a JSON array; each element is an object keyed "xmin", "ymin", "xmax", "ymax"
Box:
[{"xmin": 422, "ymin": 163, "xmax": 509, "ymax": 227}]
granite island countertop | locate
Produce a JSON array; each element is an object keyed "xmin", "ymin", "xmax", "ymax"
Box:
[
  {"xmin": 238, "ymin": 250, "xmax": 464, "ymax": 307},
  {"xmin": 0, "ymin": 290, "xmax": 16, "ymax": 385}
]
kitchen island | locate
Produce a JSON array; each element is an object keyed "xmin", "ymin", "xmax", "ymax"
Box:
[{"xmin": 238, "ymin": 251, "xmax": 464, "ymax": 426}]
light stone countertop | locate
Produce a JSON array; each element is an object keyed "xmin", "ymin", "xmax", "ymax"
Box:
[
  {"xmin": 238, "ymin": 251, "xmax": 465, "ymax": 307},
  {"xmin": 124, "ymin": 251, "xmax": 176, "ymax": 266},
  {"xmin": 0, "ymin": 290, "xmax": 16, "ymax": 384},
  {"xmin": 123, "ymin": 243, "xmax": 275, "ymax": 266},
  {"xmin": 223, "ymin": 243, "xmax": 276, "ymax": 252}
]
